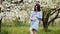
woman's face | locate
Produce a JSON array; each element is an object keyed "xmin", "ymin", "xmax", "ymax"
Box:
[
  {"xmin": 35, "ymin": 6, "xmax": 38, "ymax": 11},
  {"xmin": 34, "ymin": 4, "xmax": 40, "ymax": 11}
]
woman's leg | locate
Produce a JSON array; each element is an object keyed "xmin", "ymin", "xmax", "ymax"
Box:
[
  {"xmin": 30, "ymin": 28, "xmax": 36, "ymax": 34},
  {"xmin": 32, "ymin": 29, "xmax": 36, "ymax": 34},
  {"xmin": 30, "ymin": 28, "xmax": 33, "ymax": 34},
  {"xmin": 30, "ymin": 30, "xmax": 36, "ymax": 34}
]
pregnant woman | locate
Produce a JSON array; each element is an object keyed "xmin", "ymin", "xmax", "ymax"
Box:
[{"xmin": 30, "ymin": 3, "xmax": 42, "ymax": 34}]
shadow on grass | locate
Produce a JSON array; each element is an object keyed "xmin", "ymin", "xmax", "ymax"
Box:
[
  {"xmin": 47, "ymin": 29, "xmax": 53, "ymax": 32},
  {"xmin": 39, "ymin": 29, "xmax": 54, "ymax": 32},
  {"xmin": 1, "ymin": 31, "xmax": 8, "ymax": 34}
]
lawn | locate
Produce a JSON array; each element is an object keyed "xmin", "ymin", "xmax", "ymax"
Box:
[
  {"xmin": 1, "ymin": 21, "xmax": 60, "ymax": 34},
  {"xmin": 1, "ymin": 26, "xmax": 60, "ymax": 34}
]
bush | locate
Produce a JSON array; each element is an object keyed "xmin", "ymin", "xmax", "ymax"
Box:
[{"xmin": 2, "ymin": 20, "xmax": 30, "ymax": 27}]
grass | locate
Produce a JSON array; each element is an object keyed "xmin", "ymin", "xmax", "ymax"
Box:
[
  {"xmin": 1, "ymin": 26, "xmax": 60, "ymax": 34},
  {"xmin": 1, "ymin": 21, "xmax": 60, "ymax": 34}
]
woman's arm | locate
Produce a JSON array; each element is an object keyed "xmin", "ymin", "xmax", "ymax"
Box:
[
  {"xmin": 36, "ymin": 11, "xmax": 42, "ymax": 20},
  {"xmin": 30, "ymin": 11, "xmax": 33, "ymax": 21}
]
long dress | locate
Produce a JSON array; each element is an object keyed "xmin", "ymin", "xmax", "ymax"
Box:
[{"xmin": 30, "ymin": 11, "xmax": 42, "ymax": 31}]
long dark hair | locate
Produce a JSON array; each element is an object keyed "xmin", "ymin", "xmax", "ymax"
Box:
[{"xmin": 34, "ymin": 4, "xmax": 41, "ymax": 11}]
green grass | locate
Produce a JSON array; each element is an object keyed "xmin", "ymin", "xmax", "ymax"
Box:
[
  {"xmin": 1, "ymin": 26, "xmax": 60, "ymax": 34},
  {"xmin": 1, "ymin": 21, "xmax": 60, "ymax": 34}
]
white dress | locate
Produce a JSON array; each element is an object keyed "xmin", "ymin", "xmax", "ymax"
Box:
[{"xmin": 30, "ymin": 11, "xmax": 42, "ymax": 31}]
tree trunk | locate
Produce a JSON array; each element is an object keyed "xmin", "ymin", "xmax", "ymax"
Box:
[
  {"xmin": 43, "ymin": 20, "xmax": 48, "ymax": 32},
  {"xmin": 42, "ymin": 11, "xmax": 49, "ymax": 32},
  {"xmin": 0, "ymin": 7, "xmax": 1, "ymax": 32},
  {"xmin": 0, "ymin": 20, "xmax": 1, "ymax": 32}
]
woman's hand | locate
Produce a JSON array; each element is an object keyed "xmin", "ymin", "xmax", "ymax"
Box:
[{"xmin": 32, "ymin": 17, "xmax": 36, "ymax": 21}]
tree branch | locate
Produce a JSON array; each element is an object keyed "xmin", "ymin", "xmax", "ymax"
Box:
[
  {"xmin": 48, "ymin": 10, "xmax": 59, "ymax": 25},
  {"xmin": 57, "ymin": 17, "xmax": 60, "ymax": 18},
  {"xmin": 50, "ymin": 9, "xmax": 57, "ymax": 16}
]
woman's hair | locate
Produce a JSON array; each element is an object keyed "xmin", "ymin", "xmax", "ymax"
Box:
[{"xmin": 34, "ymin": 4, "xmax": 41, "ymax": 11}]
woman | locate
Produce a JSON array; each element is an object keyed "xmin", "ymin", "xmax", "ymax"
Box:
[{"xmin": 30, "ymin": 4, "xmax": 42, "ymax": 34}]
